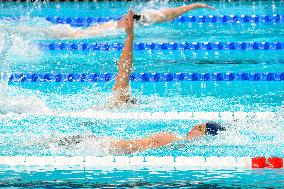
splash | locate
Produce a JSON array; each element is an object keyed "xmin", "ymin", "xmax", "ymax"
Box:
[
  {"xmin": 0, "ymin": 30, "xmax": 12, "ymax": 101},
  {"xmin": 0, "ymin": 19, "xmax": 43, "ymax": 67},
  {"xmin": 0, "ymin": 29, "xmax": 50, "ymax": 115}
]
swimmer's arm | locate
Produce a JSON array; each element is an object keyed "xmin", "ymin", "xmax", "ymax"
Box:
[
  {"xmin": 155, "ymin": 3, "xmax": 216, "ymax": 22},
  {"xmin": 110, "ymin": 138, "xmax": 155, "ymax": 154},
  {"xmin": 111, "ymin": 132, "xmax": 180, "ymax": 154},
  {"xmin": 112, "ymin": 10, "xmax": 134, "ymax": 103}
]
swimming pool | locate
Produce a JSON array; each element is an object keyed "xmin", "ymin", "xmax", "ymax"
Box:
[{"xmin": 0, "ymin": 0, "xmax": 284, "ymax": 188}]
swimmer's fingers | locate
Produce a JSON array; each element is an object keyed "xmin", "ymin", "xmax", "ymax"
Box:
[
  {"xmin": 197, "ymin": 3, "xmax": 216, "ymax": 10},
  {"xmin": 203, "ymin": 4, "xmax": 216, "ymax": 10},
  {"xmin": 124, "ymin": 9, "xmax": 134, "ymax": 34},
  {"xmin": 127, "ymin": 10, "xmax": 134, "ymax": 25},
  {"xmin": 207, "ymin": 5, "xmax": 216, "ymax": 10}
]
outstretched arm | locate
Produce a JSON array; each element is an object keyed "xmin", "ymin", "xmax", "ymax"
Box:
[
  {"xmin": 110, "ymin": 132, "xmax": 180, "ymax": 154},
  {"xmin": 112, "ymin": 10, "xmax": 135, "ymax": 104},
  {"xmin": 149, "ymin": 3, "xmax": 216, "ymax": 23}
]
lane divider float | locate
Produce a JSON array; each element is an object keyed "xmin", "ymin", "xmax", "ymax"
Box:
[
  {"xmin": 43, "ymin": 14, "xmax": 284, "ymax": 26},
  {"xmin": 39, "ymin": 42, "xmax": 284, "ymax": 51},
  {"xmin": 0, "ymin": 112, "xmax": 277, "ymax": 121},
  {"xmin": 0, "ymin": 156, "xmax": 282, "ymax": 169},
  {"xmin": 6, "ymin": 72, "xmax": 284, "ymax": 82},
  {"xmin": 57, "ymin": 111, "xmax": 276, "ymax": 121}
]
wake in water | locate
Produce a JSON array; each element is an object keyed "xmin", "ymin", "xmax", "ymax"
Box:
[
  {"xmin": 0, "ymin": 17, "xmax": 122, "ymax": 40},
  {"xmin": 0, "ymin": 27, "xmax": 51, "ymax": 116},
  {"xmin": 0, "ymin": 115, "xmax": 283, "ymax": 157},
  {"xmin": 0, "ymin": 94, "xmax": 51, "ymax": 115}
]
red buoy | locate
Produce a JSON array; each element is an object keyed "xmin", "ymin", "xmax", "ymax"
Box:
[
  {"xmin": 267, "ymin": 157, "xmax": 283, "ymax": 168},
  {"xmin": 252, "ymin": 157, "xmax": 267, "ymax": 168}
]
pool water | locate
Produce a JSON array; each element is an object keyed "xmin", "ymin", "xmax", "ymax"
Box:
[
  {"xmin": 0, "ymin": 0, "xmax": 284, "ymax": 188},
  {"xmin": 1, "ymin": 168, "xmax": 284, "ymax": 188}
]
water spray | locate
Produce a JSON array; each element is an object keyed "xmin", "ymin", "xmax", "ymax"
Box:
[{"xmin": 0, "ymin": 30, "xmax": 13, "ymax": 108}]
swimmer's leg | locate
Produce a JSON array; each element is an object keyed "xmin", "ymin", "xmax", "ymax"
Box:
[
  {"xmin": 49, "ymin": 19, "xmax": 124, "ymax": 39},
  {"xmin": 149, "ymin": 3, "xmax": 216, "ymax": 23},
  {"xmin": 84, "ymin": 18, "xmax": 125, "ymax": 36},
  {"xmin": 59, "ymin": 17, "xmax": 126, "ymax": 39}
]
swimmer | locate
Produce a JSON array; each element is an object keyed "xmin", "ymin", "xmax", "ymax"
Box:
[
  {"xmin": 48, "ymin": 122, "xmax": 225, "ymax": 154},
  {"xmin": 46, "ymin": 3, "xmax": 215, "ymax": 39}
]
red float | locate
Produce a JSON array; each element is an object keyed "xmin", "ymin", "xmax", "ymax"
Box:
[
  {"xmin": 267, "ymin": 157, "xmax": 283, "ymax": 168},
  {"xmin": 252, "ymin": 157, "xmax": 267, "ymax": 168}
]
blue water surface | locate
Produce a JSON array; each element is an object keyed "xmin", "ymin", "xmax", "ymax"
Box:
[{"xmin": 0, "ymin": 0, "xmax": 284, "ymax": 188}]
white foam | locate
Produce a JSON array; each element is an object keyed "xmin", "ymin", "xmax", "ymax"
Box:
[{"xmin": 0, "ymin": 94, "xmax": 51, "ymax": 115}]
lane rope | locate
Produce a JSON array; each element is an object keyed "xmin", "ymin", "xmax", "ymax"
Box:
[
  {"xmin": 0, "ymin": 112, "xmax": 277, "ymax": 121},
  {"xmin": 56, "ymin": 111, "xmax": 277, "ymax": 121},
  {"xmin": 0, "ymin": 156, "xmax": 282, "ymax": 169},
  {"xmin": 6, "ymin": 72, "xmax": 284, "ymax": 82},
  {"xmin": 39, "ymin": 42, "xmax": 284, "ymax": 51},
  {"xmin": 2, "ymin": 14, "xmax": 283, "ymax": 27},
  {"xmin": 42, "ymin": 14, "xmax": 284, "ymax": 26}
]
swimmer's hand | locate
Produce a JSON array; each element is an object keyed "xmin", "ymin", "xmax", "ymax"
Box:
[
  {"xmin": 124, "ymin": 10, "xmax": 134, "ymax": 35},
  {"xmin": 194, "ymin": 3, "xmax": 216, "ymax": 10}
]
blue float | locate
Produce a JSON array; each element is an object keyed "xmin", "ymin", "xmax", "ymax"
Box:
[
  {"xmin": 241, "ymin": 42, "xmax": 247, "ymax": 50},
  {"xmin": 189, "ymin": 16, "xmax": 196, "ymax": 22},
  {"xmin": 70, "ymin": 43, "xmax": 78, "ymax": 50},
  {"xmin": 209, "ymin": 15, "xmax": 217, "ymax": 23},
  {"xmin": 171, "ymin": 42, "xmax": 179, "ymax": 50},
  {"xmin": 55, "ymin": 74, "xmax": 62, "ymax": 82},
  {"xmin": 191, "ymin": 73, "xmax": 198, "ymax": 81},
  {"xmin": 253, "ymin": 73, "xmax": 261, "ymax": 81},
  {"xmin": 48, "ymin": 43, "xmax": 56, "ymax": 50},
  {"xmin": 31, "ymin": 74, "xmax": 38, "ymax": 82},
  {"xmin": 228, "ymin": 73, "xmax": 235, "ymax": 81},
  {"xmin": 142, "ymin": 73, "xmax": 150, "ymax": 81},
  {"xmin": 227, "ymin": 42, "xmax": 236, "ymax": 50},
  {"xmin": 129, "ymin": 73, "xmax": 136, "ymax": 81},
  {"xmin": 137, "ymin": 43, "xmax": 145, "ymax": 50},
  {"xmin": 242, "ymin": 15, "xmax": 250, "ymax": 22},
  {"xmin": 251, "ymin": 15, "xmax": 259, "ymax": 22},
  {"xmin": 242, "ymin": 73, "xmax": 249, "ymax": 80},
  {"xmin": 276, "ymin": 42, "xmax": 282, "ymax": 50},
  {"xmin": 56, "ymin": 17, "xmax": 64, "ymax": 24},
  {"xmin": 166, "ymin": 73, "xmax": 174, "ymax": 81},
  {"xmin": 105, "ymin": 73, "xmax": 113, "ymax": 81},
  {"xmin": 266, "ymin": 73, "xmax": 274, "ymax": 81},
  {"xmin": 44, "ymin": 74, "xmax": 52, "ymax": 81},
  {"xmin": 66, "ymin": 17, "xmax": 73, "ymax": 24},
  {"xmin": 263, "ymin": 42, "xmax": 270, "ymax": 50},
  {"xmin": 253, "ymin": 42, "xmax": 259, "ymax": 50},
  {"xmin": 60, "ymin": 43, "xmax": 68, "ymax": 50}
]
